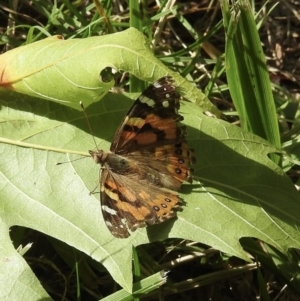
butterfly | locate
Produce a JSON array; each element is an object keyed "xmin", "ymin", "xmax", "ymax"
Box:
[{"xmin": 89, "ymin": 76, "xmax": 195, "ymax": 238}]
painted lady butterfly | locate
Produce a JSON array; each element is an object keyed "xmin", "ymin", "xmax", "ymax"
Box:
[{"xmin": 90, "ymin": 76, "xmax": 195, "ymax": 238}]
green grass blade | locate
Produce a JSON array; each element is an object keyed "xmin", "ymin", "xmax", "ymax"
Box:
[
  {"xmin": 222, "ymin": 1, "xmax": 281, "ymax": 155},
  {"xmin": 129, "ymin": 0, "xmax": 147, "ymax": 92}
]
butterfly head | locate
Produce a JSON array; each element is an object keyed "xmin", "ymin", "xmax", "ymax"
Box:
[{"xmin": 89, "ymin": 149, "xmax": 107, "ymax": 166}]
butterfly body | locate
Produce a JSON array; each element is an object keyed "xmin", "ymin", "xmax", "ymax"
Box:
[
  {"xmin": 90, "ymin": 150, "xmax": 131, "ymax": 174},
  {"xmin": 90, "ymin": 77, "xmax": 195, "ymax": 238}
]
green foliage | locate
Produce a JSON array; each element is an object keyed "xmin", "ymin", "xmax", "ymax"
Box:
[
  {"xmin": 1, "ymin": 0, "xmax": 300, "ymax": 300},
  {"xmin": 0, "ymin": 28, "xmax": 215, "ymax": 113},
  {"xmin": 223, "ymin": 0, "xmax": 281, "ymax": 163},
  {"xmin": 1, "ymin": 83, "xmax": 300, "ymax": 298}
]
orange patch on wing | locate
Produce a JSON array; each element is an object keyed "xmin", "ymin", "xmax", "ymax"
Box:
[
  {"xmin": 118, "ymin": 116, "xmax": 146, "ymax": 145},
  {"xmin": 134, "ymin": 132, "xmax": 157, "ymax": 144},
  {"xmin": 120, "ymin": 131, "xmax": 136, "ymax": 144},
  {"xmin": 164, "ymin": 128, "xmax": 177, "ymax": 140},
  {"xmin": 118, "ymin": 186, "xmax": 136, "ymax": 202},
  {"xmin": 105, "ymin": 179, "xmax": 118, "ymax": 190},
  {"xmin": 133, "ymin": 127, "xmax": 178, "ymax": 146},
  {"xmin": 145, "ymin": 115, "xmax": 176, "ymax": 130},
  {"xmin": 116, "ymin": 200, "xmax": 152, "ymax": 221},
  {"xmin": 104, "ymin": 182, "xmax": 153, "ymax": 221},
  {"xmin": 139, "ymin": 190, "xmax": 150, "ymax": 200}
]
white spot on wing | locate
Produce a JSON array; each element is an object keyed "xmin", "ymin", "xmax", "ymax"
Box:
[
  {"xmin": 105, "ymin": 221, "xmax": 113, "ymax": 227},
  {"xmin": 102, "ymin": 205, "xmax": 117, "ymax": 215},
  {"xmin": 139, "ymin": 95, "xmax": 155, "ymax": 106},
  {"xmin": 153, "ymin": 82, "xmax": 162, "ymax": 88},
  {"xmin": 162, "ymin": 100, "xmax": 169, "ymax": 107}
]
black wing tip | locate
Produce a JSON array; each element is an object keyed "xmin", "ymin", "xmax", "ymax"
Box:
[{"xmin": 152, "ymin": 76, "xmax": 177, "ymax": 90}]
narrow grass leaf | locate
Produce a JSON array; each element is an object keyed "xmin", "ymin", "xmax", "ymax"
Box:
[{"xmin": 222, "ymin": 1, "xmax": 281, "ymax": 154}]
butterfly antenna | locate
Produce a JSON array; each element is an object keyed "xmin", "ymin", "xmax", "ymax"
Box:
[
  {"xmin": 80, "ymin": 101, "xmax": 100, "ymax": 151},
  {"xmin": 56, "ymin": 156, "xmax": 86, "ymax": 165}
]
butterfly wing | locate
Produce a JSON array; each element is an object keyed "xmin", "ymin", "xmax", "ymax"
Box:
[
  {"xmin": 101, "ymin": 166, "xmax": 183, "ymax": 238},
  {"xmin": 100, "ymin": 169, "xmax": 131, "ymax": 238},
  {"xmin": 110, "ymin": 76, "xmax": 184, "ymax": 153}
]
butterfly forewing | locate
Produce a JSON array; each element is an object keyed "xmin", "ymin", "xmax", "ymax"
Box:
[
  {"xmin": 110, "ymin": 76, "xmax": 183, "ymax": 153},
  {"xmin": 90, "ymin": 76, "xmax": 195, "ymax": 238}
]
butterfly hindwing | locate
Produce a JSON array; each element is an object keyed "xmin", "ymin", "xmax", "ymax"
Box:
[{"xmin": 100, "ymin": 166, "xmax": 183, "ymax": 238}]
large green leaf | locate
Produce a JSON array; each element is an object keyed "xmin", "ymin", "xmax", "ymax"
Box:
[
  {"xmin": 0, "ymin": 28, "xmax": 215, "ymax": 113},
  {"xmin": 1, "ymin": 84, "xmax": 300, "ymax": 298},
  {"xmin": 0, "ymin": 221, "xmax": 51, "ymax": 301}
]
